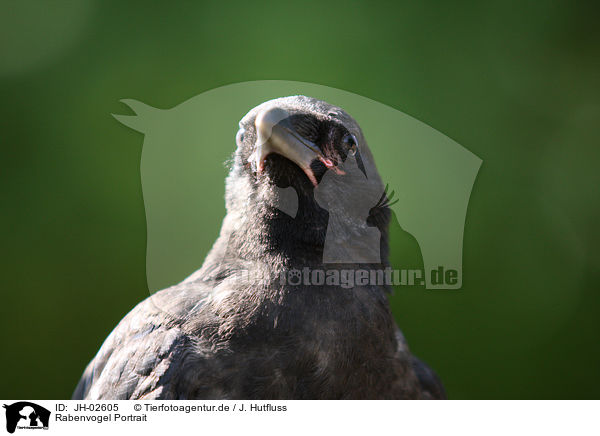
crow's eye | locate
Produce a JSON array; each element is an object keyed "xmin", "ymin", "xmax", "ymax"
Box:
[
  {"xmin": 342, "ymin": 133, "xmax": 358, "ymax": 155},
  {"xmin": 236, "ymin": 128, "xmax": 245, "ymax": 145}
]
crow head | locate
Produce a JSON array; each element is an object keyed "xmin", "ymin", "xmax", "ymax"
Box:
[
  {"xmin": 222, "ymin": 96, "xmax": 388, "ymax": 264},
  {"xmin": 234, "ymin": 96, "xmax": 376, "ymax": 186}
]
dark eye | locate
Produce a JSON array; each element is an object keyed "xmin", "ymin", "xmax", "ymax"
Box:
[
  {"xmin": 236, "ymin": 128, "xmax": 245, "ymax": 145},
  {"xmin": 342, "ymin": 133, "xmax": 358, "ymax": 155}
]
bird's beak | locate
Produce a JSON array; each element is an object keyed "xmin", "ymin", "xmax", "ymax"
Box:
[{"xmin": 249, "ymin": 107, "xmax": 326, "ymax": 187}]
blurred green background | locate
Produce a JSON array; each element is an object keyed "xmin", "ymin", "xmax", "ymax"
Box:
[{"xmin": 1, "ymin": 0, "xmax": 598, "ymax": 399}]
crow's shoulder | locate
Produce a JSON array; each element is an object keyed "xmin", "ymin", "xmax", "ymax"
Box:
[
  {"xmin": 410, "ymin": 356, "xmax": 447, "ymax": 399},
  {"xmin": 72, "ymin": 283, "xmax": 219, "ymax": 399}
]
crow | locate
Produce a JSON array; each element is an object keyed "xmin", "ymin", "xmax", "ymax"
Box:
[{"xmin": 73, "ymin": 95, "xmax": 445, "ymax": 400}]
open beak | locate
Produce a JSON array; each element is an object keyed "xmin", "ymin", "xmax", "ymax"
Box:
[{"xmin": 249, "ymin": 107, "xmax": 333, "ymax": 187}]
